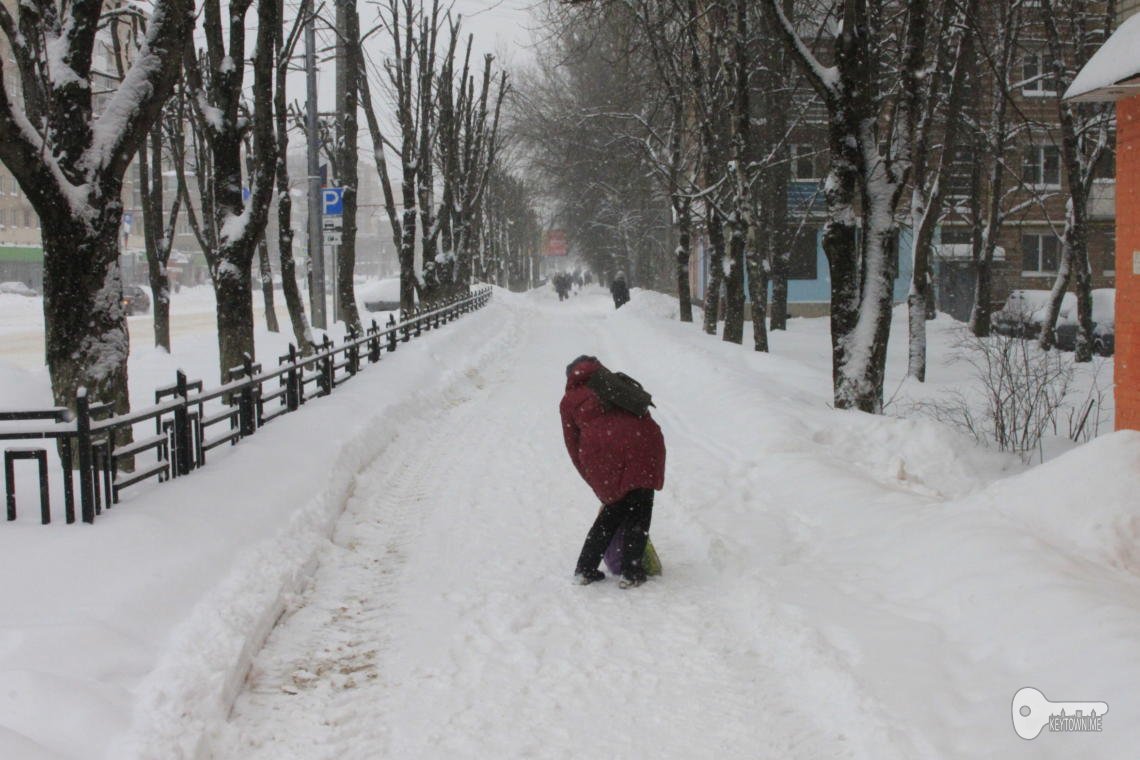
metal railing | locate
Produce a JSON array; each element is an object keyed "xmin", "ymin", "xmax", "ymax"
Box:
[{"xmin": 0, "ymin": 287, "xmax": 492, "ymax": 525}]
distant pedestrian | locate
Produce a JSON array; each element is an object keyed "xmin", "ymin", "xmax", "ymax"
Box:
[
  {"xmin": 610, "ymin": 271, "xmax": 630, "ymax": 309},
  {"xmin": 560, "ymin": 355, "xmax": 665, "ymax": 588},
  {"xmin": 553, "ymin": 272, "xmax": 571, "ymax": 301}
]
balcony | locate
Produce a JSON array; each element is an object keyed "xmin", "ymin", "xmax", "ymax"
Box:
[
  {"xmin": 787, "ymin": 181, "xmax": 826, "ymax": 218},
  {"xmin": 1087, "ymin": 180, "xmax": 1115, "ymax": 220}
]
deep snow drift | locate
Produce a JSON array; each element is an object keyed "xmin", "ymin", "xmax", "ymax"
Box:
[{"xmin": 1, "ymin": 285, "xmax": 1137, "ymax": 759}]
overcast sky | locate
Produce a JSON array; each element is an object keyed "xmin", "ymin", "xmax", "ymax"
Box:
[
  {"xmin": 300, "ymin": 0, "xmax": 542, "ymax": 116},
  {"xmin": 448, "ymin": 0, "xmax": 543, "ymax": 67}
]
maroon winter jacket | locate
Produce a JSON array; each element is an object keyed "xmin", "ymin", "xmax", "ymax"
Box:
[{"xmin": 560, "ymin": 357, "xmax": 666, "ymax": 505}]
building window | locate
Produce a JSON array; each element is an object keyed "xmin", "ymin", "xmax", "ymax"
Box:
[
  {"xmin": 788, "ymin": 226, "xmax": 819, "ymax": 280},
  {"xmin": 940, "ymin": 228, "xmax": 973, "ymax": 246},
  {"xmin": 1023, "ymin": 145, "xmax": 1061, "ymax": 187},
  {"xmin": 1022, "ymin": 233, "xmax": 1060, "ymax": 274},
  {"xmin": 791, "ymin": 144, "xmax": 821, "ymax": 181},
  {"xmin": 944, "ymin": 146, "xmax": 974, "ymax": 199},
  {"xmin": 1022, "ymin": 51, "xmax": 1058, "ymax": 96},
  {"xmin": 1093, "ymin": 136, "xmax": 1116, "ymax": 181}
]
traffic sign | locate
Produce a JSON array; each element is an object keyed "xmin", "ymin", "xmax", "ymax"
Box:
[
  {"xmin": 322, "ymin": 216, "xmax": 343, "ymax": 230},
  {"xmin": 323, "ymin": 230, "xmax": 342, "ymax": 246},
  {"xmin": 543, "ymin": 229, "xmax": 567, "ymax": 257},
  {"xmin": 321, "ymin": 187, "xmax": 344, "ymax": 216}
]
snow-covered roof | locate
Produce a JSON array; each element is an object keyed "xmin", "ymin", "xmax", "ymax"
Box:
[{"xmin": 1065, "ymin": 13, "xmax": 1140, "ymax": 101}]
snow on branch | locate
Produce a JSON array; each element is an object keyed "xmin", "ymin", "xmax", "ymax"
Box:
[{"xmin": 89, "ymin": 0, "xmax": 189, "ymax": 181}]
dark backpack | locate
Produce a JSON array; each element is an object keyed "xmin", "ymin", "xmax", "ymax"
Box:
[{"xmin": 587, "ymin": 366, "xmax": 655, "ymax": 417}]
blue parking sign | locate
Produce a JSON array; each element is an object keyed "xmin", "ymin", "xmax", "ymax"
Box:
[{"xmin": 322, "ymin": 187, "xmax": 344, "ymax": 216}]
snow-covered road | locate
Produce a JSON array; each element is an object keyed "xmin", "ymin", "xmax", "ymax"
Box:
[{"xmin": 208, "ymin": 288, "xmax": 1140, "ymax": 759}]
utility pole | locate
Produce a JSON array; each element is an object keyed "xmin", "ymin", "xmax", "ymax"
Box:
[
  {"xmin": 333, "ymin": 0, "xmax": 346, "ymax": 324},
  {"xmin": 304, "ymin": 0, "xmax": 327, "ymax": 329}
]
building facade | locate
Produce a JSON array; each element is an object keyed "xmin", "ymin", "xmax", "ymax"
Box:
[{"xmin": 689, "ymin": 4, "xmax": 1117, "ymax": 323}]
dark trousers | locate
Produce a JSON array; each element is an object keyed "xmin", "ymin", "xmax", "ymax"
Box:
[{"xmin": 575, "ymin": 488, "xmax": 654, "ymax": 581}]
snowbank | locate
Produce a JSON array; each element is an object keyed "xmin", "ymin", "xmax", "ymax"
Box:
[{"xmin": 0, "ymin": 291, "xmax": 514, "ymax": 759}]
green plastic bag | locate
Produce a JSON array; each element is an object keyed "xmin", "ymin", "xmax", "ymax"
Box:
[{"xmin": 643, "ymin": 537, "xmax": 663, "ymax": 576}]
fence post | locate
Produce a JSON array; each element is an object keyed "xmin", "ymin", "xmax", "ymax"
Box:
[
  {"xmin": 414, "ymin": 308, "xmax": 423, "ymax": 337},
  {"xmin": 61, "ymin": 441, "xmax": 74, "ymax": 524},
  {"xmin": 347, "ymin": 328, "xmax": 360, "ymax": 375},
  {"xmin": 388, "ymin": 314, "xmax": 398, "ymax": 351},
  {"xmin": 286, "ymin": 344, "xmax": 300, "ymax": 410},
  {"xmin": 368, "ymin": 320, "xmax": 381, "ymax": 363},
  {"xmin": 322, "ymin": 335, "xmax": 334, "ymax": 394},
  {"xmin": 174, "ymin": 370, "xmax": 193, "ymax": 477},
  {"xmin": 76, "ymin": 388, "xmax": 95, "ymax": 524},
  {"xmin": 239, "ymin": 353, "xmax": 256, "ymax": 437}
]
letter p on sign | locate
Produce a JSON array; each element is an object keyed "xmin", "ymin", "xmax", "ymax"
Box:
[{"xmin": 322, "ymin": 187, "xmax": 344, "ymax": 216}]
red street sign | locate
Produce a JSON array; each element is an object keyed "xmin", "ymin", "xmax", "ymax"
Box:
[{"xmin": 543, "ymin": 230, "xmax": 567, "ymax": 257}]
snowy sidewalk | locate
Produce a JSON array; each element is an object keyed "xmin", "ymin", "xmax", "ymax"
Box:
[
  {"xmin": 211, "ymin": 288, "xmax": 1140, "ymax": 759},
  {"xmin": 211, "ymin": 292, "xmax": 852, "ymax": 759}
]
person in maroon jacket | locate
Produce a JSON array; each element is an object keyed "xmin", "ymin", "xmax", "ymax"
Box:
[{"xmin": 560, "ymin": 355, "xmax": 666, "ymax": 588}]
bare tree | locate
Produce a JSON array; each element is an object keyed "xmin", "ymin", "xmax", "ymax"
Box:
[
  {"xmin": 435, "ymin": 28, "xmax": 507, "ymax": 299},
  {"xmin": 965, "ymin": 0, "xmax": 1026, "ymax": 338},
  {"xmin": 333, "ymin": 0, "xmax": 363, "ymax": 331},
  {"xmin": 765, "ymin": 0, "xmax": 930, "ymax": 412},
  {"xmin": 183, "ymin": 0, "xmax": 279, "ymax": 379},
  {"xmin": 514, "ymin": 3, "xmax": 672, "ymax": 293},
  {"xmin": 0, "ymin": 0, "xmax": 189, "ymax": 415},
  {"xmin": 358, "ymin": 0, "xmax": 442, "ymax": 313},
  {"xmin": 906, "ymin": 0, "xmax": 978, "ymax": 381},
  {"xmin": 1035, "ymin": 0, "xmax": 1115, "ymax": 360},
  {"xmin": 273, "ymin": 0, "xmax": 314, "ymax": 351},
  {"xmin": 138, "ymin": 103, "xmax": 186, "ymax": 352},
  {"xmin": 111, "ymin": 16, "xmax": 185, "ymax": 353}
]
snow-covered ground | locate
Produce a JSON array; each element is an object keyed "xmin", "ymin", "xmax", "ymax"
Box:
[{"xmin": 1, "ymin": 284, "xmax": 1137, "ymax": 759}]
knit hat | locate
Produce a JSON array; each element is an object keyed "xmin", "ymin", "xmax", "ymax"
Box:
[{"xmin": 566, "ymin": 355, "xmax": 597, "ymax": 378}]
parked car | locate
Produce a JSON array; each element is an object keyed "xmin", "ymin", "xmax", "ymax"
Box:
[
  {"xmin": 0, "ymin": 281, "xmax": 38, "ymax": 297},
  {"xmin": 358, "ymin": 276, "xmax": 413, "ymax": 313},
  {"xmin": 1055, "ymin": 288, "xmax": 1114, "ymax": 356},
  {"xmin": 991, "ymin": 290, "xmax": 1073, "ymax": 340},
  {"xmin": 121, "ymin": 284, "xmax": 151, "ymax": 315}
]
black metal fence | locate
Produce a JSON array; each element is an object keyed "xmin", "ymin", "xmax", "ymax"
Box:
[{"xmin": 1, "ymin": 287, "xmax": 492, "ymax": 525}]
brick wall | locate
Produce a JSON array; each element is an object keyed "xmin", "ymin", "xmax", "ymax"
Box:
[{"xmin": 1115, "ymin": 97, "xmax": 1140, "ymax": 431}]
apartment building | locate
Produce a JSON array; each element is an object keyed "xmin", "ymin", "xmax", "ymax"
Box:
[{"xmin": 689, "ymin": 4, "xmax": 1117, "ymax": 322}]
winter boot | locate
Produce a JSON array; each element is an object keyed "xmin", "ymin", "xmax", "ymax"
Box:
[
  {"xmin": 618, "ymin": 574, "xmax": 646, "ymax": 590},
  {"xmin": 574, "ymin": 568, "xmax": 605, "ymax": 585}
]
